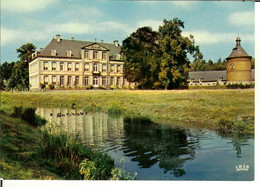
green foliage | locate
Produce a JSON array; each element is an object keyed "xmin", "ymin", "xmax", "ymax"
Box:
[
  {"xmin": 226, "ymin": 83, "xmax": 254, "ymax": 89},
  {"xmin": 40, "ymin": 83, "xmax": 46, "ymax": 90},
  {"xmin": 38, "ymin": 130, "xmax": 114, "ymax": 179},
  {"xmin": 122, "ymin": 18, "xmax": 198, "ymax": 89},
  {"xmin": 111, "ymin": 159, "xmax": 137, "ymax": 180},
  {"xmin": 190, "ymin": 58, "xmax": 227, "ymax": 71},
  {"xmin": 83, "ymin": 102, "xmax": 101, "ymax": 112},
  {"xmin": 48, "ymin": 83, "xmax": 55, "ymax": 90},
  {"xmin": 0, "ymin": 62, "xmax": 15, "ymax": 90},
  {"xmin": 108, "ymin": 105, "xmax": 124, "ymax": 115}
]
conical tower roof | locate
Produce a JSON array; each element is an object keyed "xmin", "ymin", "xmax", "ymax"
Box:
[{"xmin": 226, "ymin": 37, "xmax": 251, "ymax": 59}]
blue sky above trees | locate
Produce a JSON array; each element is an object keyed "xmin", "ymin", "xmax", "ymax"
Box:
[{"xmin": 1, "ymin": 0, "xmax": 255, "ymax": 63}]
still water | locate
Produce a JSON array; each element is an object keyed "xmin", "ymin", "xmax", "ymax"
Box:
[{"xmin": 36, "ymin": 108, "xmax": 254, "ymax": 181}]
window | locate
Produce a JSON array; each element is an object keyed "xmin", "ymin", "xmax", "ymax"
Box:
[
  {"xmin": 102, "ymin": 64, "xmax": 107, "ymax": 72},
  {"xmin": 52, "ymin": 62, "xmax": 56, "ymax": 70},
  {"xmin": 51, "ymin": 49, "xmax": 56, "ymax": 56},
  {"xmin": 44, "ymin": 76, "xmax": 48, "ymax": 85},
  {"xmin": 102, "ymin": 77, "xmax": 107, "ymax": 85},
  {"xmin": 117, "ymin": 65, "xmax": 121, "ymax": 73},
  {"xmin": 230, "ymin": 64, "xmax": 234, "ymax": 69},
  {"xmin": 68, "ymin": 76, "xmax": 72, "ymax": 86},
  {"xmin": 85, "ymin": 63, "xmax": 89, "ymax": 71},
  {"xmin": 85, "ymin": 51, "xmax": 89, "ymax": 59},
  {"xmin": 52, "ymin": 76, "xmax": 56, "ymax": 85},
  {"xmin": 111, "ymin": 65, "xmax": 114, "ymax": 73},
  {"xmin": 44, "ymin": 62, "xmax": 48, "ymax": 70},
  {"xmin": 60, "ymin": 62, "xmax": 64, "ymax": 71},
  {"xmin": 102, "ymin": 52, "xmax": 106, "ymax": 60},
  {"xmin": 67, "ymin": 50, "xmax": 72, "ymax": 57},
  {"xmin": 75, "ymin": 63, "xmax": 79, "ymax": 71},
  {"xmin": 60, "ymin": 76, "xmax": 64, "ymax": 85},
  {"xmin": 68, "ymin": 62, "xmax": 72, "ymax": 71},
  {"xmin": 75, "ymin": 76, "xmax": 79, "ymax": 86},
  {"xmin": 85, "ymin": 76, "xmax": 89, "ymax": 85},
  {"xmin": 110, "ymin": 77, "xmax": 114, "ymax": 85},
  {"xmin": 93, "ymin": 64, "xmax": 98, "ymax": 72},
  {"xmin": 93, "ymin": 51, "xmax": 98, "ymax": 59},
  {"xmin": 116, "ymin": 77, "xmax": 120, "ymax": 86},
  {"xmin": 93, "ymin": 77, "xmax": 98, "ymax": 86},
  {"xmin": 114, "ymin": 65, "xmax": 117, "ymax": 73}
]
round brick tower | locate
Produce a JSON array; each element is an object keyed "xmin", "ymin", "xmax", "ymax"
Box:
[{"xmin": 226, "ymin": 37, "xmax": 252, "ymax": 84}]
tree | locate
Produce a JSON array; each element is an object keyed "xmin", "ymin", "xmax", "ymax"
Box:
[
  {"xmin": 122, "ymin": 18, "xmax": 199, "ymax": 89},
  {"xmin": 8, "ymin": 43, "xmax": 36, "ymax": 90},
  {"xmin": 0, "ymin": 61, "xmax": 15, "ymax": 90}
]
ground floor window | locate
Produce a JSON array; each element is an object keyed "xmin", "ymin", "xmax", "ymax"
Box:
[
  {"xmin": 75, "ymin": 76, "xmax": 79, "ymax": 86},
  {"xmin": 52, "ymin": 76, "xmax": 56, "ymax": 85},
  {"xmin": 116, "ymin": 77, "xmax": 120, "ymax": 86},
  {"xmin": 44, "ymin": 76, "xmax": 48, "ymax": 85},
  {"xmin": 68, "ymin": 76, "xmax": 72, "ymax": 86},
  {"xmin": 85, "ymin": 76, "xmax": 89, "ymax": 85},
  {"xmin": 102, "ymin": 77, "xmax": 107, "ymax": 86},
  {"xmin": 110, "ymin": 77, "xmax": 114, "ymax": 85},
  {"xmin": 93, "ymin": 77, "xmax": 98, "ymax": 86},
  {"xmin": 60, "ymin": 76, "xmax": 64, "ymax": 85}
]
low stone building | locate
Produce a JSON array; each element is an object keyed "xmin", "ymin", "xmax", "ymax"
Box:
[{"xmin": 29, "ymin": 34, "xmax": 130, "ymax": 90}]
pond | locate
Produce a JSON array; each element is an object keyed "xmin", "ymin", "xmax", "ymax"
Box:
[{"xmin": 36, "ymin": 107, "xmax": 254, "ymax": 181}]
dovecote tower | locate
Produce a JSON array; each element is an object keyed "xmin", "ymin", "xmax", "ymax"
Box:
[{"xmin": 226, "ymin": 37, "xmax": 252, "ymax": 84}]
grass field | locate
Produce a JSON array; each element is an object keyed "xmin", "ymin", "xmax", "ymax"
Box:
[{"xmin": 1, "ymin": 89, "xmax": 255, "ymax": 133}]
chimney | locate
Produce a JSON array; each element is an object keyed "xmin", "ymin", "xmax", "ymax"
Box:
[
  {"xmin": 71, "ymin": 37, "xmax": 75, "ymax": 40},
  {"xmin": 101, "ymin": 39, "xmax": 104, "ymax": 43},
  {"xmin": 113, "ymin": 40, "xmax": 119, "ymax": 47},
  {"xmin": 56, "ymin": 34, "xmax": 61, "ymax": 42}
]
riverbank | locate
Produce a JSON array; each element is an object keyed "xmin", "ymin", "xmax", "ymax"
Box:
[{"xmin": 1, "ymin": 89, "xmax": 255, "ymax": 134}]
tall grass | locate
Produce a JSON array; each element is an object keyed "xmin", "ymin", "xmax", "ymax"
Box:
[{"xmin": 37, "ymin": 129, "xmax": 114, "ymax": 179}]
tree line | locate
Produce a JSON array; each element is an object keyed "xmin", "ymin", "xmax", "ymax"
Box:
[{"xmin": 0, "ymin": 43, "xmax": 36, "ymax": 91}]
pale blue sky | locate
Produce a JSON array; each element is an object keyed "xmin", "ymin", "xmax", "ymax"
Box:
[{"xmin": 1, "ymin": 0, "xmax": 255, "ymax": 63}]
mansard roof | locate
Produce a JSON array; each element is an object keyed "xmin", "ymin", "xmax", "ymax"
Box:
[{"xmin": 38, "ymin": 36, "xmax": 121, "ymax": 59}]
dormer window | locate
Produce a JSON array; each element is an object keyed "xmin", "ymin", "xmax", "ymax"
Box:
[
  {"xmin": 51, "ymin": 49, "xmax": 56, "ymax": 56},
  {"xmin": 66, "ymin": 50, "xmax": 72, "ymax": 57}
]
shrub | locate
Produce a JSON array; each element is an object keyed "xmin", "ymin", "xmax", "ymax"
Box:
[
  {"xmin": 10, "ymin": 106, "xmax": 23, "ymax": 117},
  {"xmin": 83, "ymin": 102, "xmax": 101, "ymax": 112},
  {"xmin": 226, "ymin": 83, "xmax": 254, "ymax": 89},
  {"xmin": 38, "ymin": 130, "xmax": 114, "ymax": 180},
  {"xmin": 48, "ymin": 83, "xmax": 55, "ymax": 90},
  {"xmin": 40, "ymin": 83, "xmax": 46, "ymax": 90},
  {"xmin": 108, "ymin": 105, "xmax": 123, "ymax": 115}
]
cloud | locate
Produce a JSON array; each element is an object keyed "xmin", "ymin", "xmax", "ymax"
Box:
[
  {"xmin": 171, "ymin": 1, "xmax": 198, "ymax": 8},
  {"xmin": 1, "ymin": 27, "xmax": 49, "ymax": 46},
  {"xmin": 228, "ymin": 11, "xmax": 254, "ymax": 26},
  {"xmin": 182, "ymin": 30, "xmax": 254, "ymax": 45},
  {"xmin": 2, "ymin": 0, "xmax": 58, "ymax": 13}
]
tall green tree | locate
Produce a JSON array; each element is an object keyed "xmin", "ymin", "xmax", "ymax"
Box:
[
  {"xmin": 8, "ymin": 43, "xmax": 36, "ymax": 90},
  {"xmin": 0, "ymin": 61, "xmax": 15, "ymax": 90},
  {"xmin": 158, "ymin": 18, "xmax": 197, "ymax": 89}
]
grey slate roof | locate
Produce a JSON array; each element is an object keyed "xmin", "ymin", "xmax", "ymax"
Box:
[
  {"xmin": 188, "ymin": 70, "xmax": 226, "ymax": 81},
  {"xmin": 227, "ymin": 37, "xmax": 251, "ymax": 59},
  {"xmin": 188, "ymin": 69, "xmax": 255, "ymax": 82},
  {"xmin": 39, "ymin": 37, "xmax": 121, "ymax": 59}
]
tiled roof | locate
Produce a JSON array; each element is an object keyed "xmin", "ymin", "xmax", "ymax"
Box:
[
  {"xmin": 39, "ymin": 37, "xmax": 121, "ymax": 59},
  {"xmin": 188, "ymin": 70, "xmax": 226, "ymax": 81},
  {"xmin": 227, "ymin": 37, "xmax": 251, "ymax": 59}
]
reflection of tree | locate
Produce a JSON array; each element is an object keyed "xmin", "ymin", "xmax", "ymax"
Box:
[
  {"xmin": 122, "ymin": 122, "xmax": 200, "ymax": 178},
  {"xmin": 218, "ymin": 132, "xmax": 253, "ymax": 159}
]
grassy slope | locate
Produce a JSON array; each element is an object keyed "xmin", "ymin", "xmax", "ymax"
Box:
[
  {"xmin": 1, "ymin": 89, "xmax": 254, "ymax": 128},
  {"xmin": 0, "ymin": 112, "xmax": 61, "ymax": 179}
]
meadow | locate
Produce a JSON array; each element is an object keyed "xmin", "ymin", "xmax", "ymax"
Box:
[{"xmin": 1, "ymin": 89, "xmax": 255, "ymax": 134}]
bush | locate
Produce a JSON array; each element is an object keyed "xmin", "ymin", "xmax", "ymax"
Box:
[
  {"xmin": 108, "ymin": 105, "xmax": 123, "ymax": 115},
  {"xmin": 226, "ymin": 83, "xmax": 254, "ymax": 89},
  {"xmin": 38, "ymin": 130, "xmax": 114, "ymax": 180},
  {"xmin": 10, "ymin": 106, "xmax": 23, "ymax": 117},
  {"xmin": 48, "ymin": 83, "xmax": 55, "ymax": 90},
  {"xmin": 40, "ymin": 83, "xmax": 46, "ymax": 90}
]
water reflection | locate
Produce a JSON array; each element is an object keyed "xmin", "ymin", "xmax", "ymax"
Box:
[
  {"xmin": 122, "ymin": 122, "xmax": 201, "ymax": 177},
  {"xmin": 36, "ymin": 107, "xmax": 254, "ymax": 180}
]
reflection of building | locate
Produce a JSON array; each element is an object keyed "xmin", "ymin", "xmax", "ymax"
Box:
[
  {"xmin": 188, "ymin": 37, "xmax": 254, "ymax": 86},
  {"xmin": 29, "ymin": 35, "xmax": 131, "ymax": 90},
  {"xmin": 36, "ymin": 108, "xmax": 124, "ymax": 146}
]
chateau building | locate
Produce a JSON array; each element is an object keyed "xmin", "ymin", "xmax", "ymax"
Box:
[{"xmin": 29, "ymin": 34, "xmax": 130, "ymax": 90}]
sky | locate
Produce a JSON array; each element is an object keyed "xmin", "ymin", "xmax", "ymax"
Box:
[{"xmin": 0, "ymin": 0, "xmax": 255, "ymax": 63}]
